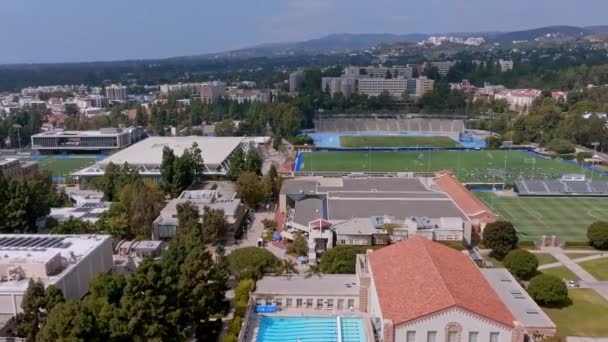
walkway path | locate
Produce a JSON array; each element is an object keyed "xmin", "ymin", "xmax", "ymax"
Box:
[{"xmin": 538, "ymin": 254, "xmax": 607, "ymax": 270}]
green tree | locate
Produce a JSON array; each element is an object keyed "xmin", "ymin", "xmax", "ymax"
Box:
[
  {"xmin": 36, "ymin": 300, "xmax": 97, "ymax": 342},
  {"xmin": 214, "ymin": 119, "xmax": 236, "ymax": 136},
  {"xmin": 287, "ymin": 232, "xmax": 309, "ymax": 256},
  {"xmin": 227, "ymin": 147, "xmax": 245, "ymax": 180},
  {"xmin": 177, "ymin": 202, "xmax": 202, "ymax": 243},
  {"xmin": 486, "ymin": 136, "xmax": 502, "ymax": 149},
  {"xmin": 319, "ymin": 245, "xmax": 368, "ymax": 274},
  {"xmin": 14, "ymin": 281, "xmax": 65, "ymax": 340},
  {"xmin": 275, "ymin": 259, "xmax": 299, "ymax": 277},
  {"xmin": 50, "ymin": 218, "xmax": 94, "ymax": 234},
  {"xmin": 546, "ymin": 138, "xmax": 575, "ymax": 154},
  {"xmin": 202, "ymin": 206, "xmax": 227, "ymax": 243},
  {"xmin": 236, "ymin": 172, "xmax": 264, "ymax": 208},
  {"xmin": 528, "ymin": 274, "xmax": 570, "ymax": 308},
  {"xmin": 587, "ymin": 221, "xmax": 608, "ymax": 250},
  {"xmin": 160, "ymin": 146, "xmax": 176, "ymax": 195},
  {"xmin": 244, "ymin": 143, "xmax": 262, "ymax": 175},
  {"xmin": 504, "ymin": 249, "xmax": 539, "ymax": 280},
  {"xmin": 227, "ymin": 247, "xmax": 280, "ymax": 280},
  {"xmin": 482, "ymin": 221, "xmax": 519, "ymax": 260},
  {"xmin": 134, "ymin": 105, "xmax": 147, "ymax": 126}
]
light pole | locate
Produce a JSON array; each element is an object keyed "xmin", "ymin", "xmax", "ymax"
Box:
[
  {"xmin": 488, "ymin": 109, "xmax": 493, "ymax": 136},
  {"xmin": 12, "ymin": 124, "xmax": 22, "ymax": 152}
]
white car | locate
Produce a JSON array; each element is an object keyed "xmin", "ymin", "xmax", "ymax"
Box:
[{"xmin": 566, "ymin": 280, "xmax": 580, "ymax": 288}]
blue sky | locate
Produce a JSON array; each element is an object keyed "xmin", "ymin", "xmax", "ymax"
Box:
[{"xmin": 1, "ymin": 0, "xmax": 606, "ymax": 64}]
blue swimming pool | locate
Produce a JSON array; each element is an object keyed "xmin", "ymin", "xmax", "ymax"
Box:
[{"xmin": 256, "ymin": 316, "xmax": 365, "ymax": 342}]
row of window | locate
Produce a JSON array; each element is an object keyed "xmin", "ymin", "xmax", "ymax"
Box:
[
  {"xmin": 256, "ymin": 297, "xmax": 355, "ymax": 310},
  {"xmin": 406, "ymin": 331, "xmax": 499, "ymax": 342}
]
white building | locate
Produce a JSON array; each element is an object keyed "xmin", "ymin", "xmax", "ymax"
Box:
[
  {"xmin": 226, "ymin": 88, "xmax": 270, "ymax": 103},
  {"xmin": 498, "ymin": 59, "xmax": 514, "ymax": 72},
  {"xmin": 49, "ymin": 202, "xmax": 111, "ymax": 224},
  {"xmin": 494, "ymin": 89, "xmax": 542, "ymax": 112},
  {"xmin": 357, "ymin": 78, "xmax": 408, "ymax": 98},
  {"xmin": 31, "ymin": 127, "xmax": 139, "ymax": 154},
  {"xmin": 105, "ymin": 84, "xmax": 128, "ymax": 103},
  {"xmin": 0, "ymin": 234, "xmax": 113, "ymax": 320},
  {"xmin": 321, "ymin": 77, "xmax": 356, "ymax": 98}
]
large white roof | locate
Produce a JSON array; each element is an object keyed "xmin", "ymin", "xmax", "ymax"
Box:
[{"xmin": 99, "ymin": 136, "xmax": 244, "ymax": 166}]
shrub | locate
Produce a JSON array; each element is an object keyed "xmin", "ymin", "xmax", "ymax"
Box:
[
  {"xmin": 234, "ymin": 279, "xmax": 255, "ymax": 303},
  {"xmin": 547, "ymin": 138, "xmax": 575, "ymax": 154},
  {"xmin": 227, "ymin": 316, "xmax": 243, "ymax": 336},
  {"xmin": 482, "ymin": 221, "xmax": 519, "ymax": 260},
  {"xmin": 222, "ymin": 334, "xmax": 238, "ymax": 342},
  {"xmin": 528, "ymin": 274, "xmax": 569, "ymax": 308},
  {"xmin": 227, "ymin": 247, "xmax": 281, "ymax": 280},
  {"xmin": 576, "ymin": 151, "xmax": 593, "ymax": 164},
  {"xmin": 486, "ymin": 136, "xmax": 502, "ymax": 150},
  {"xmin": 290, "ymin": 135, "xmax": 314, "ymax": 145},
  {"xmin": 319, "ymin": 245, "xmax": 369, "ymax": 274},
  {"xmin": 503, "ymin": 249, "xmax": 539, "ymax": 280},
  {"xmin": 587, "ymin": 221, "xmax": 608, "ymax": 250},
  {"xmin": 287, "ymin": 232, "xmax": 309, "ymax": 256}
]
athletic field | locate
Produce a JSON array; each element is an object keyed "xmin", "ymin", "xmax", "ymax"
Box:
[
  {"xmin": 297, "ymin": 150, "xmax": 604, "ymax": 183},
  {"xmin": 339, "ymin": 135, "xmax": 461, "ymax": 148},
  {"xmin": 32, "ymin": 156, "xmax": 98, "ymax": 180},
  {"xmin": 477, "ymin": 192, "xmax": 608, "ymax": 242}
]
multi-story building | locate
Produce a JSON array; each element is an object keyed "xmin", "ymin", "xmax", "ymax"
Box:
[
  {"xmin": 289, "ymin": 70, "xmax": 306, "ymax": 93},
  {"xmin": 357, "ymin": 78, "xmax": 409, "ymax": 98},
  {"xmin": 415, "ymin": 76, "xmax": 435, "ymax": 97},
  {"xmin": 76, "ymin": 95, "xmax": 107, "ymax": 110},
  {"xmin": 226, "ymin": 88, "xmax": 270, "ymax": 103},
  {"xmin": 429, "ymin": 61, "xmax": 456, "ymax": 76},
  {"xmin": 105, "ymin": 84, "xmax": 128, "ymax": 102},
  {"xmin": 0, "ymin": 158, "xmax": 38, "ymax": 180},
  {"xmin": 344, "ymin": 65, "xmax": 413, "ymax": 79},
  {"xmin": 494, "ymin": 89, "xmax": 542, "ymax": 112},
  {"xmin": 31, "ymin": 127, "xmax": 140, "ymax": 154},
  {"xmin": 0, "ymin": 234, "xmax": 113, "ymax": 319},
  {"xmin": 321, "ymin": 77, "xmax": 356, "ymax": 98},
  {"xmin": 200, "ymin": 81, "xmax": 226, "ymax": 104},
  {"xmin": 159, "ymin": 83, "xmax": 203, "ymax": 95},
  {"xmin": 498, "ymin": 59, "xmax": 514, "ymax": 72}
]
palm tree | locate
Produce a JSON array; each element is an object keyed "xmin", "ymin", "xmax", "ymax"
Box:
[
  {"xmin": 305, "ymin": 263, "xmax": 322, "ymax": 279},
  {"xmin": 275, "ymin": 259, "xmax": 299, "ymax": 278}
]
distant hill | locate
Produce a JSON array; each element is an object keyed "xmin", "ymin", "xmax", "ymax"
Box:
[{"xmin": 491, "ymin": 26, "xmax": 592, "ymax": 44}]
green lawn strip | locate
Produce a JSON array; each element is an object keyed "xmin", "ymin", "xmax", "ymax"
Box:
[
  {"xmin": 339, "ymin": 135, "xmax": 460, "ymax": 148},
  {"xmin": 565, "ymin": 253, "xmax": 600, "ymax": 260},
  {"xmin": 578, "ymin": 258, "xmax": 608, "ymax": 281},
  {"xmin": 534, "ymin": 253, "xmax": 558, "ymax": 265},
  {"xmin": 541, "ymin": 266, "xmax": 580, "ymax": 281},
  {"xmin": 543, "ymin": 289, "xmax": 608, "ymax": 337},
  {"xmin": 484, "ymin": 256, "xmax": 505, "ymax": 268}
]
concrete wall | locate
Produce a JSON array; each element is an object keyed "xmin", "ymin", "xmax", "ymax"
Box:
[{"xmin": 252, "ymin": 293, "xmax": 358, "ymax": 312}]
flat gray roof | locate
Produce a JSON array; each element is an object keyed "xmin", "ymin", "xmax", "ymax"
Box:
[
  {"xmin": 481, "ymin": 269, "xmax": 556, "ymax": 329},
  {"xmin": 294, "ymin": 197, "xmax": 325, "ymax": 226},
  {"xmin": 99, "ymin": 136, "xmax": 244, "ymax": 166},
  {"xmin": 328, "ymin": 198, "xmax": 466, "ymax": 221},
  {"xmin": 254, "ymin": 275, "xmax": 359, "ymax": 297},
  {"xmin": 333, "ymin": 218, "xmax": 377, "ymax": 236}
]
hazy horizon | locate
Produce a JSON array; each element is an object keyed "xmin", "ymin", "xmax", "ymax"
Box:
[{"xmin": 2, "ymin": 0, "xmax": 607, "ymax": 64}]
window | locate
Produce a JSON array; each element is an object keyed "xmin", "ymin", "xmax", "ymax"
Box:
[
  {"xmin": 337, "ymin": 299, "xmax": 344, "ymax": 310},
  {"xmin": 468, "ymin": 332, "xmax": 478, "ymax": 342},
  {"xmin": 256, "ymin": 298, "xmax": 262, "ymax": 305},
  {"xmin": 327, "ymin": 299, "xmax": 334, "ymax": 309},
  {"xmin": 276, "ymin": 299, "xmax": 282, "ymax": 307},
  {"xmin": 347, "ymin": 299, "xmax": 355, "ymax": 309},
  {"xmin": 490, "ymin": 332, "xmax": 499, "ymax": 342},
  {"xmin": 286, "ymin": 298, "xmax": 292, "ymax": 307},
  {"xmin": 447, "ymin": 331, "xmax": 457, "ymax": 342},
  {"xmin": 406, "ymin": 331, "xmax": 416, "ymax": 342},
  {"xmin": 306, "ymin": 298, "xmax": 313, "ymax": 308},
  {"xmin": 317, "ymin": 299, "xmax": 323, "ymax": 309},
  {"xmin": 265, "ymin": 299, "xmax": 273, "ymax": 306},
  {"xmin": 296, "ymin": 298, "xmax": 303, "ymax": 308},
  {"xmin": 427, "ymin": 331, "xmax": 437, "ymax": 342}
]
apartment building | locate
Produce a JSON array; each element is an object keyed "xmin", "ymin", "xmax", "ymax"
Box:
[
  {"xmin": 321, "ymin": 77, "xmax": 356, "ymax": 98},
  {"xmin": 289, "ymin": 70, "xmax": 306, "ymax": 93},
  {"xmin": 498, "ymin": 59, "xmax": 514, "ymax": 72},
  {"xmin": 200, "ymin": 81, "xmax": 226, "ymax": 104},
  {"xmin": 429, "ymin": 61, "xmax": 456, "ymax": 76},
  {"xmin": 105, "ymin": 84, "xmax": 128, "ymax": 102},
  {"xmin": 226, "ymin": 88, "xmax": 270, "ymax": 103},
  {"xmin": 357, "ymin": 78, "xmax": 408, "ymax": 98},
  {"xmin": 415, "ymin": 76, "xmax": 435, "ymax": 97},
  {"xmin": 159, "ymin": 83, "xmax": 203, "ymax": 95},
  {"xmin": 344, "ymin": 65, "xmax": 413, "ymax": 79}
]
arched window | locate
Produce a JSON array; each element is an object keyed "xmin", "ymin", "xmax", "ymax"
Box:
[{"xmin": 445, "ymin": 322, "xmax": 462, "ymax": 342}]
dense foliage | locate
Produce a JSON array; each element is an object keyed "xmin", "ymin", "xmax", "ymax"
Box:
[
  {"xmin": 482, "ymin": 221, "xmax": 519, "ymax": 260},
  {"xmin": 318, "ymin": 245, "xmax": 370, "ymax": 274},
  {"xmin": 528, "ymin": 274, "xmax": 570, "ymax": 308},
  {"xmin": 587, "ymin": 221, "xmax": 608, "ymax": 250},
  {"xmin": 503, "ymin": 249, "xmax": 539, "ymax": 280},
  {"xmin": 227, "ymin": 247, "xmax": 280, "ymax": 280}
]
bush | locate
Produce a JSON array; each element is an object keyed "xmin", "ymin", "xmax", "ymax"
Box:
[
  {"xmin": 486, "ymin": 136, "xmax": 502, "ymax": 150},
  {"xmin": 503, "ymin": 249, "xmax": 539, "ymax": 280},
  {"xmin": 319, "ymin": 246, "xmax": 369, "ymax": 274},
  {"xmin": 227, "ymin": 247, "xmax": 281, "ymax": 280},
  {"xmin": 234, "ymin": 279, "xmax": 255, "ymax": 303},
  {"xmin": 222, "ymin": 334, "xmax": 238, "ymax": 342},
  {"xmin": 528, "ymin": 274, "xmax": 569, "ymax": 308},
  {"xmin": 576, "ymin": 151, "xmax": 593, "ymax": 164},
  {"xmin": 482, "ymin": 221, "xmax": 519, "ymax": 260},
  {"xmin": 287, "ymin": 232, "xmax": 309, "ymax": 256},
  {"xmin": 547, "ymin": 138, "xmax": 575, "ymax": 154},
  {"xmin": 290, "ymin": 135, "xmax": 314, "ymax": 145},
  {"xmin": 227, "ymin": 316, "xmax": 243, "ymax": 336},
  {"xmin": 587, "ymin": 221, "xmax": 608, "ymax": 250}
]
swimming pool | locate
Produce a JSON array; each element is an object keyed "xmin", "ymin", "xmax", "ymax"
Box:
[{"xmin": 256, "ymin": 316, "xmax": 365, "ymax": 342}]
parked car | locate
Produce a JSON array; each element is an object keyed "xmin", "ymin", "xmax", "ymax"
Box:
[{"xmin": 566, "ymin": 280, "xmax": 580, "ymax": 288}]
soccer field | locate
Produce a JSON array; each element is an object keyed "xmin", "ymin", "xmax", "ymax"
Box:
[
  {"xmin": 477, "ymin": 193, "xmax": 608, "ymax": 242},
  {"xmin": 297, "ymin": 150, "xmax": 604, "ymax": 183},
  {"xmin": 339, "ymin": 135, "xmax": 461, "ymax": 148},
  {"xmin": 34, "ymin": 156, "xmax": 97, "ymax": 179}
]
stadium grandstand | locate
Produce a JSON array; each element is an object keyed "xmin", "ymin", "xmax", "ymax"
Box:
[
  {"xmin": 515, "ymin": 174, "xmax": 608, "ymax": 196},
  {"xmin": 314, "ymin": 117, "xmax": 465, "ymax": 135}
]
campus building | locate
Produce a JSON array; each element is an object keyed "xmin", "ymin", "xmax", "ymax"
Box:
[
  {"xmin": 344, "ymin": 65, "xmax": 414, "ymax": 79},
  {"xmin": 494, "ymin": 89, "xmax": 542, "ymax": 112},
  {"xmin": 31, "ymin": 127, "xmax": 143, "ymax": 154},
  {"xmin": 357, "ymin": 78, "xmax": 409, "ymax": 98},
  {"xmin": 279, "ymin": 176, "xmax": 475, "ymax": 261},
  {"xmin": 289, "ymin": 70, "xmax": 306, "ymax": 93},
  {"xmin": 105, "ymin": 84, "xmax": 128, "ymax": 102},
  {"xmin": 0, "ymin": 158, "xmax": 38, "ymax": 180},
  {"xmin": 72, "ymin": 136, "xmax": 250, "ymax": 187},
  {"xmin": 0, "ymin": 234, "xmax": 113, "ymax": 321},
  {"xmin": 200, "ymin": 81, "xmax": 226, "ymax": 104}
]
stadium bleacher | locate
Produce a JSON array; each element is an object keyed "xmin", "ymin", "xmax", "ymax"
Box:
[
  {"xmin": 515, "ymin": 179, "xmax": 608, "ymax": 196},
  {"xmin": 314, "ymin": 118, "xmax": 465, "ymax": 134}
]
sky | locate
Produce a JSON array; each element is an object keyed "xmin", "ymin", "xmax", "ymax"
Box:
[{"xmin": 1, "ymin": 0, "xmax": 607, "ymax": 64}]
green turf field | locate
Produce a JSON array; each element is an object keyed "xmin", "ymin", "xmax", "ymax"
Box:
[
  {"xmin": 339, "ymin": 135, "xmax": 461, "ymax": 148},
  {"xmin": 476, "ymin": 192, "xmax": 608, "ymax": 242},
  {"xmin": 34, "ymin": 156, "xmax": 97, "ymax": 179},
  {"xmin": 298, "ymin": 150, "xmax": 603, "ymax": 183}
]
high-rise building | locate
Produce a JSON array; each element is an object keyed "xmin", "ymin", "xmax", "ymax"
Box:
[
  {"xmin": 429, "ymin": 61, "xmax": 456, "ymax": 76},
  {"xmin": 321, "ymin": 77, "xmax": 356, "ymax": 98},
  {"xmin": 357, "ymin": 78, "xmax": 408, "ymax": 98},
  {"xmin": 415, "ymin": 76, "xmax": 435, "ymax": 97},
  {"xmin": 345, "ymin": 65, "xmax": 413, "ymax": 79},
  {"xmin": 200, "ymin": 81, "xmax": 226, "ymax": 104},
  {"xmin": 105, "ymin": 84, "xmax": 128, "ymax": 102},
  {"xmin": 289, "ymin": 70, "xmax": 306, "ymax": 93},
  {"xmin": 498, "ymin": 59, "xmax": 514, "ymax": 72}
]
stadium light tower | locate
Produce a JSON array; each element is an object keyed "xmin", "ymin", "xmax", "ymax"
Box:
[{"xmin": 12, "ymin": 124, "xmax": 22, "ymax": 152}]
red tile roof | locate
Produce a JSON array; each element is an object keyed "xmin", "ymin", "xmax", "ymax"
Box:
[
  {"xmin": 368, "ymin": 237, "xmax": 514, "ymax": 327},
  {"xmin": 434, "ymin": 171, "xmax": 496, "ymax": 223}
]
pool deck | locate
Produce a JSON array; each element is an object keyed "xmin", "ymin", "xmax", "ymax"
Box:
[{"xmin": 243, "ymin": 309, "xmax": 375, "ymax": 342}]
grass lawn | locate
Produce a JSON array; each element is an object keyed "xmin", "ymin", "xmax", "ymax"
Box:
[
  {"xmin": 535, "ymin": 253, "xmax": 558, "ymax": 265},
  {"xmin": 485, "ymin": 256, "xmax": 505, "ymax": 268},
  {"xmin": 298, "ymin": 150, "xmax": 602, "ymax": 183},
  {"xmin": 476, "ymin": 193, "xmax": 608, "ymax": 242},
  {"xmin": 339, "ymin": 135, "xmax": 461, "ymax": 148},
  {"xmin": 566, "ymin": 253, "xmax": 599, "ymax": 260},
  {"xmin": 578, "ymin": 258, "xmax": 608, "ymax": 281},
  {"xmin": 544, "ymin": 289, "xmax": 608, "ymax": 337},
  {"xmin": 541, "ymin": 266, "xmax": 580, "ymax": 281},
  {"xmin": 32, "ymin": 156, "xmax": 97, "ymax": 179}
]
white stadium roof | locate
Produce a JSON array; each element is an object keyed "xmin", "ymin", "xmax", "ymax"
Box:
[{"xmin": 98, "ymin": 136, "xmax": 244, "ymax": 166}]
